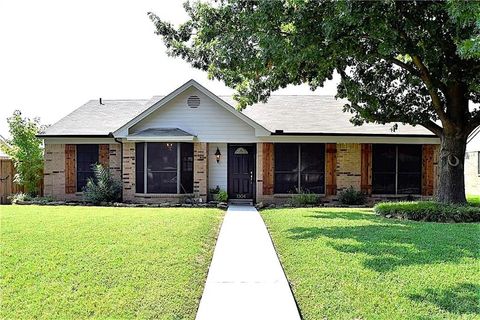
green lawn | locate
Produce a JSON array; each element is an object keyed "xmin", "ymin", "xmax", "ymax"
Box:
[
  {"xmin": 262, "ymin": 208, "xmax": 479, "ymax": 320},
  {"xmin": 1, "ymin": 205, "xmax": 223, "ymax": 320}
]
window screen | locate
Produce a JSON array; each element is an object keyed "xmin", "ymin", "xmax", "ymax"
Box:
[
  {"xmin": 147, "ymin": 143, "xmax": 177, "ymax": 194},
  {"xmin": 135, "ymin": 143, "xmax": 145, "ymax": 193},
  {"xmin": 274, "ymin": 143, "xmax": 325, "ymax": 194},
  {"xmin": 135, "ymin": 142, "xmax": 194, "ymax": 195},
  {"xmin": 372, "ymin": 145, "xmax": 396, "ymax": 194},
  {"xmin": 76, "ymin": 144, "xmax": 98, "ymax": 192},
  {"xmin": 300, "ymin": 143, "xmax": 325, "ymax": 194},
  {"xmin": 274, "ymin": 144, "xmax": 299, "ymax": 193},
  {"xmin": 180, "ymin": 143, "xmax": 194, "ymax": 194},
  {"xmin": 372, "ymin": 144, "xmax": 422, "ymax": 194},
  {"xmin": 397, "ymin": 145, "xmax": 422, "ymax": 194}
]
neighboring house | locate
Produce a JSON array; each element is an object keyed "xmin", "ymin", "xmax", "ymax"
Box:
[
  {"xmin": 38, "ymin": 80, "xmax": 441, "ymax": 204},
  {"xmin": 465, "ymin": 127, "xmax": 480, "ymax": 196}
]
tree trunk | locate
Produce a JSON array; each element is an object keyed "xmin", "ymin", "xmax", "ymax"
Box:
[{"xmin": 436, "ymin": 133, "xmax": 467, "ymax": 204}]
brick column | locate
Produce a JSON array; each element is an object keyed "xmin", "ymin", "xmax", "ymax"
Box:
[
  {"xmin": 109, "ymin": 143, "xmax": 122, "ymax": 182},
  {"xmin": 194, "ymin": 142, "xmax": 208, "ymax": 202},
  {"xmin": 336, "ymin": 143, "xmax": 362, "ymax": 193},
  {"xmin": 122, "ymin": 142, "xmax": 136, "ymax": 202}
]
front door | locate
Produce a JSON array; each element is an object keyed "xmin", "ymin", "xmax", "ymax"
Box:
[{"xmin": 228, "ymin": 144, "xmax": 255, "ymax": 200}]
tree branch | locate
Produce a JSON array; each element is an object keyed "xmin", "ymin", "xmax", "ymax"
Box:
[
  {"xmin": 421, "ymin": 120, "xmax": 443, "ymax": 137},
  {"xmin": 410, "ymin": 55, "xmax": 449, "ymax": 124},
  {"xmin": 387, "ymin": 57, "xmax": 419, "ymax": 76}
]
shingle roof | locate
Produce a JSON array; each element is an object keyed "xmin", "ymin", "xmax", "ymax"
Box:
[
  {"xmin": 40, "ymin": 99, "xmax": 152, "ymax": 136},
  {"xmin": 40, "ymin": 94, "xmax": 434, "ymax": 137},
  {"xmin": 222, "ymin": 95, "xmax": 433, "ymax": 136}
]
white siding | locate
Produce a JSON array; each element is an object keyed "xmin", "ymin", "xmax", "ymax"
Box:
[
  {"xmin": 131, "ymin": 87, "xmax": 258, "ymax": 142},
  {"xmin": 208, "ymin": 143, "xmax": 228, "ymax": 192}
]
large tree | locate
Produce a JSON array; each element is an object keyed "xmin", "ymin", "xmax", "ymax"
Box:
[{"xmin": 149, "ymin": 0, "xmax": 480, "ymax": 204}]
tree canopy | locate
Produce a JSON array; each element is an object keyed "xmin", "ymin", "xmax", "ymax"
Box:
[
  {"xmin": 149, "ymin": 0, "xmax": 479, "ymax": 136},
  {"xmin": 1, "ymin": 110, "xmax": 44, "ymax": 195},
  {"xmin": 149, "ymin": 0, "xmax": 480, "ymax": 203}
]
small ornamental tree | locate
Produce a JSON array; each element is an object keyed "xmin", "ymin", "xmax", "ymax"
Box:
[
  {"xmin": 1, "ymin": 110, "xmax": 44, "ymax": 196},
  {"xmin": 148, "ymin": 0, "xmax": 480, "ymax": 204}
]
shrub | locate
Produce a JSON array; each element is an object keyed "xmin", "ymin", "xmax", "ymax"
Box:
[
  {"xmin": 83, "ymin": 164, "xmax": 122, "ymax": 205},
  {"xmin": 374, "ymin": 201, "xmax": 480, "ymax": 223},
  {"xmin": 9, "ymin": 193, "xmax": 53, "ymax": 204},
  {"xmin": 214, "ymin": 190, "xmax": 228, "ymax": 202},
  {"xmin": 338, "ymin": 186, "xmax": 366, "ymax": 205},
  {"xmin": 289, "ymin": 189, "xmax": 320, "ymax": 207}
]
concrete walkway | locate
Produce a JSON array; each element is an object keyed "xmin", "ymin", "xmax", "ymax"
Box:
[{"xmin": 196, "ymin": 205, "xmax": 301, "ymax": 320}]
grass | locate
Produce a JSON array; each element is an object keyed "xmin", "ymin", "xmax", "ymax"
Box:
[
  {"xmin": 261, "ymin": 207, "xmax": 480, "ymax": 320},
  {"xmin": 468, "ymin": 194, "xmax": 480, "ymax": 207},
  {"xmin": 1, "ymin": 205, "xmax": 223, "ymax": 320}
]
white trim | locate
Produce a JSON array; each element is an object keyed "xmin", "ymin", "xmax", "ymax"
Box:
[
  {"xmin": 126, "ymin": 136, "xmax": 195, "ymax": 142},
  {"xmin": 259, "ymin": 135, "xmax": 440, "ymax": 144},
  {"xmin": 113, "ymin": 79, "xmax": 271, "ymax": 138},
  {"xmin": 42, "ymin": 138, "xmax": 118, "ymax": 144}
]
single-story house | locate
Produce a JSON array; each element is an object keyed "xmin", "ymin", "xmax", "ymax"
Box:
[
  {"xmin": 465, "ymin": 128, "xmax": 480, "ymax": 196},
  {"xmin": 38, "ymin": 79, "xmax": 441, "ymax": 204}
]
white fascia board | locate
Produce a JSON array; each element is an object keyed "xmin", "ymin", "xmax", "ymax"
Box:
[
  {"xmin": 126, "ymin": 136, "xmax": 195, "ymax": 142},
  {"xmin": 258, "ymin": 135, "xmax": 441, "ymax": 144},
  {"xmin": 42, "ymin": 137, "xmax": 119, "ymax": 144}
]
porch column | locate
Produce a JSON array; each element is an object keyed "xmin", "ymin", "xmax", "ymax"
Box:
[
  {"xmin": 194, "ymin": 142, "xmax": 208, "ymax": 202},
  {"xmin": 122, "ymin": 142, "xmax": 136, "ymax": 202}
]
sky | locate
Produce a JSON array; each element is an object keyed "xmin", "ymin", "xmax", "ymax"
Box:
[{"xmin": 0, "ymin": 0, "xmax": 339, "ymax": 138}]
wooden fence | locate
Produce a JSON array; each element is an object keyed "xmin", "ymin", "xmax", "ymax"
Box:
[{"xmin": 0, "ymin": 158, "xmax": 43, "ymax": 204}]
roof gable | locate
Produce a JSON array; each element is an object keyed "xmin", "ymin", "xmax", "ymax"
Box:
[{"xmin": 113, "ymin": 79, "xmax": 270, "ymax": 138}]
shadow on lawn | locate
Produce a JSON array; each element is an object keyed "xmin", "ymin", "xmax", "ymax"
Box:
[
  {"xmin": 287, "ymin": 211, "xmax": 477, "ymax": 272},
  {"xmin": 409, "ymin": 283, "xmax": 480, "ymax": 316}
]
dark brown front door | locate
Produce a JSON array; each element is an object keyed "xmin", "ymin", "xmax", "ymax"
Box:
[{"xmin": 228, "ymin": 144, "xmax": 255, "ymax": 200}]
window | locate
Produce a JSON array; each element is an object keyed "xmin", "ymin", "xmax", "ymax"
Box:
[
  {"xmin": 372, "ymin": 144, "xmax": 422, "ymax": 194},
  {"xmin": 478, "ymin": 151, "xmax": 480, "ymax": 175},
  {"xmin": 274, "ymin": 143, "xmax": 325, "ymax": 194},
  {"xmin": 135, "ymin": 142, "xmax": 194, "ymax": 194},
  {"xmin": 76, "ymin": 144, "xmax": 98, "ymax": 192}
]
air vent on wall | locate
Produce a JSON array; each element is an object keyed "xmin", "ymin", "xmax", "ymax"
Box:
[{"xmin": 187, "ymin": 95, "xmax": 201, "ymax": 108}]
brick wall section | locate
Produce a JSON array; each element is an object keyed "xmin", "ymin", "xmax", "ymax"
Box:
[
  {"xmin": 193, "ymin": 142, "xmax": 208, "ymax": 202},
  {"xmin": 325, "ymin": 143, "xmax": 337, "ymax": 195},
  {"xmin": 99, "ymin": 144, "xmax": 109, "ymax": 167},
  {"xmin": 122, "ymin": 142, "xmax": 136, "ymax": 202},
  {"xmin": 44, "ymin": 144, "xmax": 80, "ymax": 201},
  {"xmin": 465, "ymin": 151, "xmax": 480, "ymax": 195},
  {"xmin": 336, "ymin": 143, "xmax": 362, "ymax": 192},
  {"xmin": 109, "ymin": 143, "xmax": 122, "ymax": 182}
]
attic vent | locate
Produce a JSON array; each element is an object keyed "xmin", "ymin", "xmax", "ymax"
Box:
[{"xmin": 187, "ymin": 95, "xmax": 201, "ymax": 108}]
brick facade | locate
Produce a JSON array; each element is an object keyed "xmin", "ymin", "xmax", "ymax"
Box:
[{"xmin": 44, "ymin": 141, "xmax": 440, "ymax": 204}]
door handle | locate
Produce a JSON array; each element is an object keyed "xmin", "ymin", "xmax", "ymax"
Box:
[{"xmin": 250, "ymin": 171, "xmax": 253, "ymax": 183}]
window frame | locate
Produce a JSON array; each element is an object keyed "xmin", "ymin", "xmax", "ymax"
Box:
[
  {"xmin": 478, "ymin": 151, "xmax": 480, "ymax": 176},
  {"xmin": 136, "ymin": 142, "xmax": 194, "ymax": 195},
  {"xmin": 273, "ymin": 143, "xmax": 326, "ymax": 195},
  {"xmin": 372, "ymin": 144, "xmax": 422, "ymax": 195}
]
